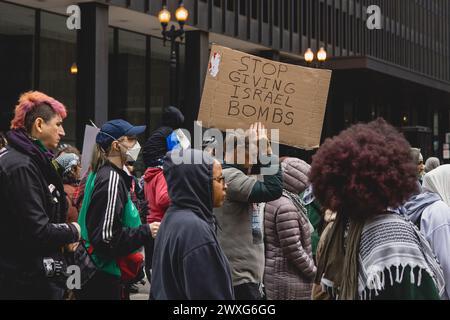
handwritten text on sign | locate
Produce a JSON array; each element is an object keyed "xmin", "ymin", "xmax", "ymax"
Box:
[
  {"xmin": 227, "ymin": 56, "xmax": 295, "ymax": 126},
  {"xmin": 198, "ymin": 45, "xmax": 332, "ymax": 149}
]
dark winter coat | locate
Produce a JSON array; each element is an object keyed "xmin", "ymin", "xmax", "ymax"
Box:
[
  {"xmin": 150, "ymin": 149, "xmax": 234, "ymax": 300},
  {"xmin": 0, "ymin": 129, "xmax": 79, "ymax": 297}
]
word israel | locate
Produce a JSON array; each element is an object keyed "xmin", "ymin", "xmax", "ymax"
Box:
[{"xmin": 227, "ymin": 56, "xmax": 296, "ymax": 126}]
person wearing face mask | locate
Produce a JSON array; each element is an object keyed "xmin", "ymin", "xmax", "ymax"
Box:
[
  {"xmin": 54, "ymin": 152, "xmax": 82, "ymax": 224},
  {"xmin": 76, "ymin": 119, "xmax": 152, "ymax": 300}
]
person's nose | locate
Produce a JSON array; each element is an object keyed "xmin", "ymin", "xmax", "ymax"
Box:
[{"xmin": 59, "ymin": 125, "xmax": 65, "ymax": 137}]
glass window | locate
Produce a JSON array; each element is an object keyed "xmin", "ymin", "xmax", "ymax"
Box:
[
  {"xmin": 107, "ymin": 31, "xmax": 174, "ymax": 176},
  {"xmin": 115, "ymin": 30, "xmax": 146, "ymax": 126},
  {"xmin": 284, "ymin": 0, "xmax": 288, "ymax": 30},
  {"xmin": 40, "ymin": 11, "xmax": 77, "ymax": 146},
  {"xmin": 239, "ymin": 0, "xmax": 246, "ymax": 15},
  {"xmin": 251, "ymin": 0, "xmax": 258, "ymax": 19},
  {"xmin": 108, "ymin": 27, "xmax": 115, "ymax": 119},
  {"xmin": 177, "ymin": 42, "xmax": 185, "ymax": 113},
  {"xmin": 109, "ymin": 29, "xmax": 148, "ymax": 177},
  {"xmin": 302, "ymin": 1, "xmax": 307, "ymax": 36},
  {"xmin": 0, "ymin": 2, "xmax": 34, "ymax": 133},
  {"xmin": 227, "ymin": 0, "xmax": 234, "ymax": 11},
  {"xmin": 274, "ymin": 0, "xmax": 279, "ymax": 26},
  {"xmin": 150, "ymin": 36, "xmax": 171, "ymax": 132},
  {"xmin": 263, "ymin": 0, "xmax": 269, "ymax": 23},
  {"xmin": 293, "ymin": 0, "xmax": 298, "ymax": 32}
]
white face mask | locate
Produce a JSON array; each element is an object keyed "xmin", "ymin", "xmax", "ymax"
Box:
[{"xmin": 120, "ymin": 141, "xmax": 141, "ymax": 162}]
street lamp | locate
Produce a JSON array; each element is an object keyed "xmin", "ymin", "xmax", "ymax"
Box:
[
  {"xmin": 70, "ymin": 62, "xmax": 78, "ymax": 75},
  {"xmin": 304, "ymin": 47, "xmax": 327, "ymax": 68},
  {"xmin": 158, "ymin": 3, "xmax": 189, "ymax": 105},
  {"xmin": 175, "ymin": 4, "xmax": 189, "ymax": 23},
  {"xmin": 304, "ymin": 48, "xmax": 314, "ymax": 63},
  {"xmin": 402, "ymin": 115, "xmax": 408, "ymax": 124},
  {"xmin": 158, "ymin": 6, "xmax": 171, "ymax": 28},
  {"xmin": 317, "ymin": 47, "xmax": 327, "ymax": 62}
]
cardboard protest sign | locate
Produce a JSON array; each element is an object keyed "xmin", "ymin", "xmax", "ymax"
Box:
[
  {"xmin": 197, "ymin": 45, "xmax": 332, "ymax": 149},
  {"xmin": 80, "ymin": 124, "xmax": 100, "ymax": 178}
]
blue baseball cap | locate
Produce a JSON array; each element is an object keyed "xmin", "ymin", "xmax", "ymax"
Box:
[{"xmin": 96, "ymin": 119, "xmax": 146, "ymax": 150}]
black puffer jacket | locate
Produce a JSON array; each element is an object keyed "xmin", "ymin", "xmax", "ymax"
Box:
[
  {"xmin": 150, "ymin": 149, "xmax": 234, "ymax": 300},
  {"xmin": 0, "ymin": 130, "xmax": 79, "ymax": 285}
]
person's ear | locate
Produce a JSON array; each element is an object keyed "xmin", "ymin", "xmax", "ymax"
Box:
[
  {"xmin": 111, "ymin": 140, "xmax": 120, "ymax": 152},
  {"xmin": 34, "ymin": 117, "xmax": 44, "ymax": 134}
]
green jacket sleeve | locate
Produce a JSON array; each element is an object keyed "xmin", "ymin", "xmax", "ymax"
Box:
[
  {"xmin": 248, "ymin": 157, "xmax": 283, "ymax": 203},
  {"xmin": 307, "ymin": 201, "xmax": 322, "ymax": 256}
]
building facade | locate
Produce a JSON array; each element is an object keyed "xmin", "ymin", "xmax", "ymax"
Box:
[{"xmin": 1, "ymin": 0, "xmax": 449, "ymax": 162}]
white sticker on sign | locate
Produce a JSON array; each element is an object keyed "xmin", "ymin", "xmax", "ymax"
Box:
[{"xmin": 208, "ymin": 52, "xmax": 221, "ymax": 77}]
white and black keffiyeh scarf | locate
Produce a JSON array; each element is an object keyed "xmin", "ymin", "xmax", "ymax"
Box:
[{"xmin": 357, "ymin": 214, "xmax": 445, "ymax": 299}]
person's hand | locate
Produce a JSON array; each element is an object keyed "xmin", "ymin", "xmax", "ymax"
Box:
[
  {"xmin": 248, "ymin": 121, "xmax": 258, "ymax": 149},
  {"xmin": 149, "ymin": 222, "xmax": 161, "ymax": 239},
  {"xmin": 248, "ymin": 122, "xmax": 258, "ymax": 137},
  {"xmin": 71, "ymin": 222, "xmax": 81, "ymax": 241},
  {"xmin": 66, "ymin": 242, "xmax": 79, "ymax": 253},
  {"xmin": 256, "ymin": 122, "xmax": 272, "ymax": 155}
]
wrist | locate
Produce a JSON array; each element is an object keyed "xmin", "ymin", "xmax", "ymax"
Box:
[
  {"xmin": 147, "ymin": 223, "xmax": 157, "ymax": 239},
  {"xmin": 69, "ymin": 222, "xmax": 81, "ymax": 241}
]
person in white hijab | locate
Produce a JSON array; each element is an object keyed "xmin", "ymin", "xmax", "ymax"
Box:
[
  {"xmin": 423, "ymin": 165, "xmax": 450, "ymax": 206},
  {"xmin": 425, "ymin": 157, "xmax": 441, "ymax": 174},
  {"xmin": 417, "ymin": 165, "xmax": 450, "ymax": 299}
]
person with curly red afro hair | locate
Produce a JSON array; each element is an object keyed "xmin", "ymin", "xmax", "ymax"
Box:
[
  {"xmin": 311, "ymin": 118, "xmax": 445, "ymax": 300},
  {"xmin": 310, "ymin": 117, "xmax": 418, "ymax": 221}
]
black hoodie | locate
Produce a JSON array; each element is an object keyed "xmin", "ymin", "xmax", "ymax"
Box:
[
  {"xmin": 150, "ymin": 149, "xmax": 234, "ymax": 300},
  {"xmin": 143, "ymin": 106, "xmax": 185, "ymax": 167}
]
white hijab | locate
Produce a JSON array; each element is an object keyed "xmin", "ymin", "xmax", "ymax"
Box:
[{"xmin": 422, "ymin": 164, "xmax": 450, "ymax": 206}]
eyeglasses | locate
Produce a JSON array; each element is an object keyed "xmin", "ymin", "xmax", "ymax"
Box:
[{"xmin": 212, "ymin": 175, "xmax": 225, "ymax": 185}]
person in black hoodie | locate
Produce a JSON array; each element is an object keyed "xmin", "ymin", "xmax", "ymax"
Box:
[
  {"xmin": 142, "ymin": 105, "xmax": 184, "ymax": 168},
  {"xmin": 150, "ymin": 148, "xmax": 234, "ymax": 300},
  {"xmin": 0, "ymin": 91, "xmax": 80, "ymax": 299},
  {"xmin": 142, "ymin": 105, "xmax": 184, "ymax": 281}
]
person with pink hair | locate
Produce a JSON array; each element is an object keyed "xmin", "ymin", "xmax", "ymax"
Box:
[{"xmin": 0, "ymin": 91, "xmax": 80, "ymax": 299}]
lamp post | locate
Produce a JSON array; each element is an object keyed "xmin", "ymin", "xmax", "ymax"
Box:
[
  {"xmin": 317, "ymin": 47, "xmax": 327, "ymax": 64},
  {"xmin": 304, "ymin": 47, "xmax": 327, "ymax": 68},
  {"xmin": 304, "ymin": 48, "xmax": 314, "ymax": 64},
  {"xmin": 158, "ymin": 3, "xmax": 189, "ymax": 106},
  {"xmin": 70, "ymin": 62, "xmax": 78, "ymax": 75}
]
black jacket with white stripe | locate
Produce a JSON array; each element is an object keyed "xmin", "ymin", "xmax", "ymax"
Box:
[{"xmin": 86, "ymin": 162, "xmax": 151, "ymax": 263}]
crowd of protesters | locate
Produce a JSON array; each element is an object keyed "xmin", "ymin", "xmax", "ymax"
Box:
[{"xmin": 0, "ymin": 90, "xmax": 449, "ymax": 300}]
